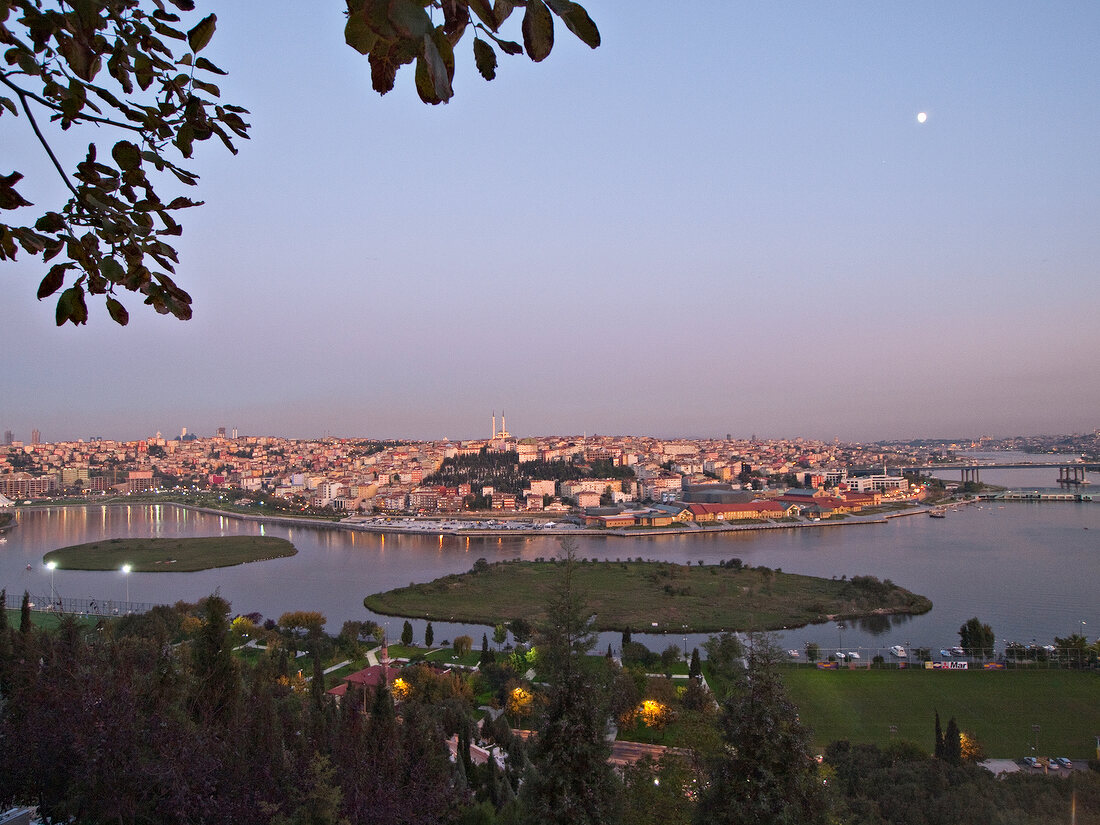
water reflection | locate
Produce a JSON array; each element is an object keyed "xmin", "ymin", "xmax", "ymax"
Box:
[{"xmin": 1, "ymin": 501, "xmax": 1096, "ymax": 655}]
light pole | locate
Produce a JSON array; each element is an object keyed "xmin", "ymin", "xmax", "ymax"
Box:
[
  {"xmin": 46, "ymin": 560, "xmax": 57, "ymax": 605},
  {"xmin": 121, "ymin": 563, "xmax": 131, "ymax": 608}
]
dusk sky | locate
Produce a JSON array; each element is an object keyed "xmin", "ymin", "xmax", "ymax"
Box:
[{"xmin": 3, "ymin": 2, "xmax": 1098, "ymax": 444}]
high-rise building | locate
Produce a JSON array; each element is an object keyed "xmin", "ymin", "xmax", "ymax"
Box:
[
  {"xmin": 3, "ymin": 430, "xmax": 12, "ymax": 446},
  {"xmin": 231, "ymin": 427, "xmax": 238, "ymax": 440},
  {"xmin": 31, "ymin": 429, "xmax": 40, "ymax": 445}
]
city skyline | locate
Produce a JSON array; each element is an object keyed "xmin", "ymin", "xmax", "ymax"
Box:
[{"xmin": 3, "ymin": 3, "xmax": 1098, "ymax": 442}]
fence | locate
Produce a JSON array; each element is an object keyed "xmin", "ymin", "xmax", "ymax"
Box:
[{"xmin": 12, "ymin": 592, "xmax": 155, "ymax": 618}]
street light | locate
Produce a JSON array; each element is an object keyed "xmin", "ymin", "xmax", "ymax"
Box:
[
  {"xmin": 46, "ymin": 560, "xmax": 57, "ymax": 604},
  {"xmin": 121, "ymin": 563, "xmax": 132, "ymax": 607}
]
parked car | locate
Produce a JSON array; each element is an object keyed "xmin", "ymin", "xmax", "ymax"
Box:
[
  {"xmin": 1055, "ymin": 757, "xmax": 1072, "ymax": 769},
  {"xmin": 1023, "ymin": 757, "xmax": 1038, "ymax": 768}
]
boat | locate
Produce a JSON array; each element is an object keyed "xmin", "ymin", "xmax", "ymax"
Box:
[
  {"xmin": 889, "ymin": 645, "xmax": 907, "ymax": 658},
  {"xmin": 929, "ymin": 508, "xmax": 946, "ymax": 519},
  {"xmin": 787, "ymin": 649, "xmax": 800, "ymax": 658}
]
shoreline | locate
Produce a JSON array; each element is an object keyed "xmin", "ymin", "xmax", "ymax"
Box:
[{"xmin": 8, "ymin": 498, "xmax": 981, "ymax": 539}]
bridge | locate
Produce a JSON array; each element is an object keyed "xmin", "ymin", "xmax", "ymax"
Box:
[{"xmin": 885, "ymin": 462, "xmax": 1096, "ymax": 485}]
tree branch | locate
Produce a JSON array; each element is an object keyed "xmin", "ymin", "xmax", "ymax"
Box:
[
  {"xmin": 1, "ymin": 73, "xmax": 147, "ymax": 134},
  {"xmin": 2, "ymin": 74, "xmax": 82, "ymax": 202}
]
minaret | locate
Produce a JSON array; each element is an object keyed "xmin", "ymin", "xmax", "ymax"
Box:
[
  {"xmin": 502, "ymin": 409, "xmax": 506, "ymax": 438},
  {"xmin": 491, "ymin": 411, "xmax": 496, "ymax": 440}
]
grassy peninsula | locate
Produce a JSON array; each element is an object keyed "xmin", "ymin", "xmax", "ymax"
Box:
[
  {"xmin": 43, "ymin": 535, "xmax": 296, "ymax": 572},
  {"xmin": 364, "ymin": 559, "xmax": 931, "ymax": 632}
]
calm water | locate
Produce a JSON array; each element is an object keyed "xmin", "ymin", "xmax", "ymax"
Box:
[{"xmin": 1, "ymin": 477, "xmax": 1096, "ymax": 656}]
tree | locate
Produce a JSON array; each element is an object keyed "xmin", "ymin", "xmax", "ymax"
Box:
[
  {"xmin": 942, "ymin": 717, "xmax": 962, "ymax": 766},
  {"xmin": 189, "ymin": 593, "xmax": 239, "ymax": 725},
  {"xmin": 702, "ymin": 631, "xmax": 743, "ymax": 685},
  {"xmin": 493, "ymin": 622, "xmax": 508, "ymax": 650},
  {"xmin": 695, "ymin": 636, "xmax": 829, "ymax": 825},
  {"xmin": 688, "ymin": 647, "xmax": 701, "ymax": 680},
  {"xmin": 958, "ymin": 617, "xmax": 994, "ymax": 659},
  {"xmin": 401, "ymin": 619, "xmax": 414, "ymax": 646},
  {"xmin": 424, "ymin": 621, "xmax": 434, "ymax": 648},
  {"xmin": 805, "ymin": 642, "xmax": 820, "ymax": 663},
  {"xmin": 3, "ymin": 0, "xmax": 600, "ymax": 326},
  {"xmin": 453, "ymin": 634, "xmax": 473, "ymax": 657},
  {"xmin": 19, "ymin": 590, "xmax": 31, "ymax": 633},
  {"xmin": 510, "ymin": 617, "xmax": 532, "ymax": 646},
  {"xmin": 520, "ymin": 537, "xmax": 619, "ymax": 825}
]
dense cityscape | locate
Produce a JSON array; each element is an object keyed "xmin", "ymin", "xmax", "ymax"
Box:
[{"xmin": 4, "ymin": 419, "xmax": 1098, "ymax": 519}]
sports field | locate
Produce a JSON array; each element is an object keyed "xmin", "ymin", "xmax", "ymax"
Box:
[{"xmin": 783, "ymin": 666, "xmax": 1100, "ymax": 758}]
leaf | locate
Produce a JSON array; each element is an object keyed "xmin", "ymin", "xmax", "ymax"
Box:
[
  {"xmin": 37, "ymin": 263, "xmax": 71, "ymax": 299},
  {"xmin": 492, "ymin": 0, "xmax": 516, "ymax": 29},
  {"xmin": 468, "ymin": 0, "xmax": 496, "ymax": 29},
  {"xmin": 0, "ymin": 96, "xmax": 16, "ymax": 116},
  {"xmin": 416, "ymin": 30, "xmax": 454, "ymax": 104},
  {"xmin": 344, "ymin": 14, "xmax": 379, "ymax": 55},
  {"xmin": 106, "ymin": 296, "xmax": 129, "ymax": 325},
  {"xmin": 522, "ymin": 0, "xmax": 554, "ymax": 62},
  {"xmin": 56, "ymin": 285, "xmax": 89, "ymax": 326},
  {"xmin": 111, "ymin": 140, "xmax": 142, "ymax": 171},
  {"xmin": 473, "ymin": 37, "xmax": 497, "ymax": 81},
  {"xmin": 100, "ymin": 257, "xmax": 125, "ymax": 283},
  {"xmin": 34, "ymin": 212, "xmax": 66, "ymax": 233},
  {"xmin": 490, "ymin": 33, "xmax": 523, "ymax": 55},
  {"xmin": 192, "ymin": 78, "xmax": 221, "ymax": 97},
  {"xmin": 369, "ymin": 47, "xmax": 399, "ymax": 96},
  {"xmin": 387, "ymin": 0, "xmax": 432, "ymax": 39},
  {"xmin": 187, "ymin": 14, "xmax": 217, "ymax": 54},
  {"xmin": 194, "ymin": 56, "xmax": 227, "ymax": 75},
  {"xmin": 545, "ymin": 0, "xmax": 600, "ymax": 48},
  {"xmin": 134, "ymin": 54, "xmax": 154, "ymax": 90}
]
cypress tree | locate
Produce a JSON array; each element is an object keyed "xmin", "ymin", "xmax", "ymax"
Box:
[
  {"xmin": 425, "ymin": 621, "xmax": 434, "ymax": 648},
  {"xmin": 934, "ymin": 710, "xmax": 945, "ymax": 759},
  {"xmin": 19, "ymin": 591, "xmax": 31, "ymax": 633},
  {"xmin": 944, "ymin": 717, "xmax": 962, "ymax": 766},
  {"xmin": 689, "ymin": 647, "xmax": 701, "ymax": 680}
]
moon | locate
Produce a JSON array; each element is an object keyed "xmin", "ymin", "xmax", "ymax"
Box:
[{"xmin": 917, "ymin": 112, "xmax": 928, "ymax": 124}]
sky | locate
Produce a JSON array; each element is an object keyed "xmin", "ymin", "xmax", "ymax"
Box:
[{"xmin": 3, "ymin": 2, "xmax": 1099, "ymax": 444}]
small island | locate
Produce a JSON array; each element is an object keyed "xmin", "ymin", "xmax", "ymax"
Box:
[
  {"xmin": 364, "ymin": 559, "xmax": 932, "ymax": 633},
  {"xmin": 43, "ymin": 535, "xmax": 297, "ymax": 573}
]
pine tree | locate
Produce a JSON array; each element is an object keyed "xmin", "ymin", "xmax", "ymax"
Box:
[
  {"xmin": 695, "ymin": 636, "xmax": 829, "ymax": 825},
  {"xmin": 425, "ymin": 621, "xmax": 435, "ymax": 648},
  {"xmin": 188, "ymin": 593, "xmax": 240, "ymax": 725},
  {"xmin": 402, "ymin": 619, "xmax": 414, "ymax": 646},
  {"xmin": 520, "ymin": 538, "xmax": 619, "ymax": 825}
]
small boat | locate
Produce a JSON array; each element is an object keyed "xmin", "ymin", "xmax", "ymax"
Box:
[
  {"xmin": 890, "ymin": 645, "xmax": 907, "ymax": 658},
  {"xmin": 787, "ymin": 649, "xmax": 800, "ymax": 658},
  {"xmin": 929, "ymin": 509, "xmax": 946, "ymax": 519}
]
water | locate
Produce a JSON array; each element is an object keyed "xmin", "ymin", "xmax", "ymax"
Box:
[{"xmin": 1, "ymin": 484, "xmax": 1096, "ymax": 657}]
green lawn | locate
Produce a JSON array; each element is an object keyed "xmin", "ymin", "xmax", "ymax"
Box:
[
  {"xmin": 43, "ymin": 535, "xmax": 296, "ymax": 572},
  {"xmin": 782, "ymin": 667, "xmax": 1100, "ymax": 758},
  {"xmin": 4, "ymin": 608, "xmax": 106, "ymax": 631},
  {"xmin": 364, "ymin": 560, "xmax": 931, "ymax": 633}
]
